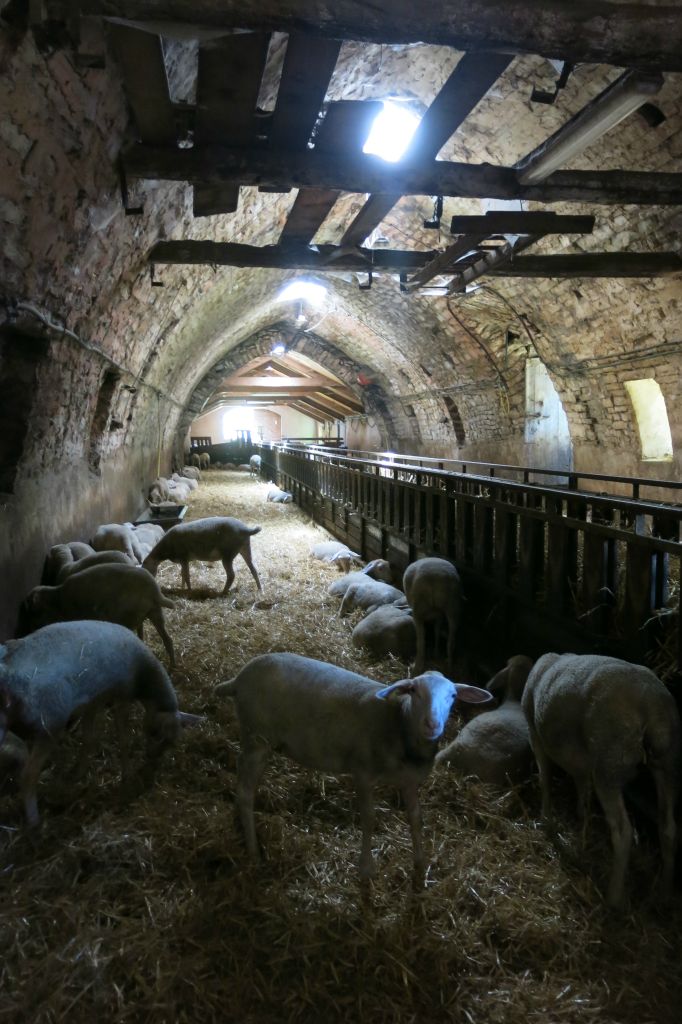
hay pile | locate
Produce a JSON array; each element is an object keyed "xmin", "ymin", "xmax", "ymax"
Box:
[{"xmin": 1, "ymin": 470, "xmax": 681, "ymax": 1024}]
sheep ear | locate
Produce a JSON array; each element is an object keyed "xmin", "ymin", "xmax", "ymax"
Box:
[
  {"xmin": 175, "ymin": 711, "xmax": 205, "ymax": 728},
  {"xmin": 361, "ymin": 561, "xmax": 377, "ymax": 576},
  {"xmin": 375, "ymin": 680, "xmax": 415, "ymax": 701},
  {"xmin": 454, "ymin": 684, "xmax": 494, "ymax": 705}
]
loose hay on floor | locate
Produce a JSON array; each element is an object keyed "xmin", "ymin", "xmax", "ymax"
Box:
[{"xmin": 1, "ymin": 470, "xmax": 681, "ymax": 1024}]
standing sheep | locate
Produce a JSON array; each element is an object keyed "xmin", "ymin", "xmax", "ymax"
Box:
[
  {"xmin": 0, "ymin": 621, "xmax": 201, "ymax": 825},
  {"xmin": 249, "ymin": 454, "xmax": 261, "ymax": 477},
  {"xmin": 56, "ymin": 550, "xmax": 134, "ymax": 582},
  {"xmin": 199, "ymin": 452, "xmax": 210, "ymax": 470},
  {"xmin": 190, "ymin": 453, "xmax": 201, "ymax": 469},
  {"xmin": 436, "ymin": 655, "xmax": 534, "ymax": 785},
  {"xmin": 44, "ymin": 542, "xmax": 96, "ymax": 584},
  {"xmin": 403, "ymin": 557, "xmax": 462, "ymax": 675},
  {"xmin": 143, "ymin": 516, "xmax": 262, "ymax": 595},
  {"xmin": 215, "ymin": 653, "xmax": 493, "ymax": 878},
  {"xmin": 522, "ymin": 652, "xmax": 680, "ymax": 908}
]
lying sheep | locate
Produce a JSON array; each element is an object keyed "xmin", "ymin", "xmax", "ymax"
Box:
[
  {"xmin": 92, "ymin": 523, "xmax": 145, "ymax": 565},
  {"xmin": 199, "ymin": 452, "xmax": 210, "ymax": 470},
  {"xmin": 266, "ymin": 482, "xmax": 293, "ymax": 503},
  {"xmin": 437, "ymin": 655, "xmax": 534, "ymax": 785},
  {"xmin": 310, "ymin": 541, "xmax": 362, "ymax": 573},
  {"xmin": 125, "ymin": 522, "xmax": 166, "ymax": 562},
  {"xmin": 522, "ymin": 652, "xmax": 681, "ymax": 909},
  {"xmin": 403, "ymin": 557, "xmax": 462, "ymax": 675},
  {"xmin": 339, "ymin": 579, "xmax": 405, "ymax": 617},
  {"xmin": 352, "ymin": 603, "xmax": 416, "ymax": 662},
  {"xmin": 182, "ymin": 466, "xmax": 201, "ymax": 481},
  {"xmin": 0, "ymin": 620, "xmax": 201, "ymax": 825},
  {"xmin": 328, "ymin": 560, "xmax": 394, "ymax": 597},
  {"xmin": 215, "ymin": 653, "xmax": 493, "ymax": 877},
  {"xmin": 22, "ymin": 564, "xmax": 176, "ymax": 666},
  {"xmin": 249, "ymin": 454, "xmax": 261, "ymax": 477},
  {"xmin": 143, "ymin": 516, "xmax": 262, "ymax": 595},
  {"xmin": 44, "ymin": 541, "xmax": 96, "ymax": 584},
  {"xmin": 57, "ymin": 549, "xmax": 133, "ymax": 582},
  {"xmin": 172, "ymin": 472, "xmax": 198, "ymax": 491},
  {"xmin": 167, "ymin": 479, "xmax": 192, "ymax": 504},
  {"xmin": 149, "ymin": 477, "xmax": 171, "ymax": 504}
]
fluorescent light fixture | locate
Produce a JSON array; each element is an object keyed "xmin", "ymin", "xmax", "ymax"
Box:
[
  {"xmin": 277, "ymin": 280, "xmax": 327, "ymax": 305},
  {"xmin": 363, "ymin": 100, "xmax": 420, "ymax": 163},
  {"xmin": 517, "ymin": 70, "xmax": 664, "ymax": 185}
]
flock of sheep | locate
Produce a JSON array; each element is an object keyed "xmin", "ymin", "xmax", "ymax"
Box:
[{"xmin": 0, "ymin": 460, "xmax": 680, "ymax": 912}]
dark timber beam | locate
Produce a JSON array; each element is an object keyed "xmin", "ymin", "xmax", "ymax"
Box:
[
  {"xmin": 487, "ymin": 253, "xmax": 682, "ymax": 277},
  {"xmin": 126, "ymin": 146, "xmax": 682, "ymax": 205},
  {"xmin": 66, "ymin": 2, "xmax": 682, "ymax": 71},
  {"xmin": 148, "ymin": 240, "xmax": 437, "ymax": 270},
  {"xmin": 108, "ymin": 23, "xmax": 176, "ymax": 144},
  {"xmin": 450, "ymin": 212, "xmax": 595, "ymax": 235}
]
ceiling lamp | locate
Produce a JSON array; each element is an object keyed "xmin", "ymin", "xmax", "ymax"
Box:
[
  {"xmin": 516, "ymin": 69, "xmax": 664, "ymax": 185},
  {"xmin": 362, "ymin": 100, "xmax": 420, "ymax": 163}
]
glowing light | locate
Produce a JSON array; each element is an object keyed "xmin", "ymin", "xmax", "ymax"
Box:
[
  {"xmin": 271, "ymin": 342, "xmax": 287, "ymax": 355},
  {"xmin": 363, "ymin": 101, "xmax": 420, "ymax": 163},
  {"xmin": 277, "ymin": 280, "xmax": 327, "ymax": 305},
  {"xmin": 222, "ymin": 406, "xmax": 255, "ymax": 441}
]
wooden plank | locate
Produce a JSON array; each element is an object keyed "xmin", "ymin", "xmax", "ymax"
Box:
[
  {"xmin": 405, "ymin": 235, "xmax": 487, "ymax": 289},
  {"xmin": 148, "ymin": 240, "xmax": 437, "ymax": 270},
  {"xmin": 450, "ymin": 212, "xmax": 595, "ymax": 235},
  {"xmin": 79, "ymin": 2, "xmax": 682, "ymax": 71},
  {"xmin": 125, "ymin": 144, "xmax": 682, "ymax": 204},
  {"xmin": 268, "ymin": 33, "xmax": 342, "ymax": 151},
  {"xmin": 193, "ymin": 32, "xmax": 270, "ymax": 216},
  {"xmin": 489, "ymin": 253, "xmax": 682, "ymax": 277},
  {"xmin": 108, "ymin": 23, "xmax": 175, "ymax": 144},
  {"xmin": 341, "ymin": 53, "xmax": 513, "ymax": 247},
  {"xmin": 448, "ymin": 233, "xmax": 542, "ymax": 292}
]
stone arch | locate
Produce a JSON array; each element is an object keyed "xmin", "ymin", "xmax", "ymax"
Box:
[{"xmin": 174, "ymin": 323, "xmax": 405, "ymax": 461}]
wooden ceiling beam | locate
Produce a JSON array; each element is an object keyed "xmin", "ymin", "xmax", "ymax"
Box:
[
  {"xmin": 148, "ymin": 240, "xmax": 435, "ymax": 270},
  {"xmin": 220, "ymin": 376, "xmax": 348, "ymax": 390},
  {"xmin": 488, "ymin": 253, "xmax": 682, "ymax": 277},
  {"xmin": 127, "ymin": 145, "xmax": 682, "ymax": 205},
  {"xmin": 108, "ymin": 23, "xmax": 176, "ymax": 145},
  {"xmin": 72, "ymin": 2, "xmax": 682, "ymax": 71},
  {"xmin": 449, "ymin": 212, "xmax": 595, "ymax": 235}
]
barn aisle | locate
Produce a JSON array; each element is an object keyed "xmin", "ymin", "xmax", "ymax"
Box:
[{"xmin": 1, "ymin": 470, "xmax": 681, "ymax": 1024}]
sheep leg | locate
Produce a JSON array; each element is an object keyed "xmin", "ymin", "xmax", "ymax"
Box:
[
  {"xmin": 221, "ymin": 559, "xmax": 236, "ymax": 595},
  {"xmin": 240, "ymin": 546, "xmax": 262, "ymax": 592},
  {"xmin": 236, "ymin": 741, "xmax": 269, "ymax": 859},
  {"xmin": 73, "ymin": 707, "xmax": 99, "ymax": 780},
  {"xmin": 112, "ymin": 703, "xmax": 132, "ymax": 785},
  {"xmin": 414, "ymin": 619, "xmax": 427, "ymax": 675},
  {"xmin": 593, "ymin": 778, "xmax": 632, "ymax": 909},
  {"xmin": 20, "ymin": 736, "xmax": 55, "ymax": 827},
  {"xmin": 401, "ymin": 782, "xmax": 426, "ymax": 879},
  {"xmin": 147, "ymin": 609, "xmax": 176, "ymax": 667},
  {"xmin": 181, "ymin": 560, "xmax": 192, "ymax": 592},
  {"xmin": 651, "ymin": 763, "xmax": 677, "ymax": 899},
  {"xmin": 356, "ymin": 778, "xmax": 377, "ymax": 878},
  {"xmin": 529, "ymin": 731, "xmax": 553, "ymax": 819}
]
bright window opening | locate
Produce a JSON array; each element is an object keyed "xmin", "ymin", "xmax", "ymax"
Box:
[
  {"xmin": 624, "ymin": 378, "xmax": 673, "ymax": 461},
  {"xmin": 277, "ymin": 280, "xmax": 327, "ymax": 305},
  {"xmin": 222, "ymin": 406, "xmax": 255, "ymax": 441},
  {"xmin": 363, "ymin": 101, "xmax": 420, "ymax": 162}
]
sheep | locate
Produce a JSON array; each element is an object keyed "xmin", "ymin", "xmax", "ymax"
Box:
[
  {"xmin": 328, "ymin": 559, "xmax": 394, "ymax": 597},
  {"xmin": 215, "ymin": 653, "xmax": 493, "ymax": 877},
  {"xmin": 44, "ymin": 541, "xmax": 96, "ymax": 584},
  {"xmin": 265, "ymin": 482, "xmax": 293, "ymax": 503},
  {"xmin": 92, "ymin": 523, "xmax": 145, "ymax": 565},
  {"xmin": 123, "ymin": 522, "xmax": 166, "ymax": 563},
  {"xmin": 339, "ymin": 579, "xmax": 405, "ymax": 617},
  {"xmin": 22, "ymin": 563, "xmax": 176, "ymax": 666},
  {"xmin": 172, "ymin": 472, "xmax": 198, "ymax": 491},
  {"xmin": 142, "ymin": 516, "xmax": 262, "ymax": 595},
  {"xmin": 436, "ymin": 655, "xmax": 534, "ymax": 785},
  {"xmin": 57, "ymin": 549, "xmax": 134, "ymax": 582},
  {"xmin": 403, "ymin": 557, "xmax": 462, "ymax": 675},
  {"xmin": 310, "ymin": 540, "xmax": 362, "ymax": 573},
  {"xmin": 0, "ymin": 620, "xmax": 201, "ymax": 825},
  {"xmin": 149, "ymin": 477, "xmax": 171, "ymax": 504},
  {"xmin": 521, "ymin": 652, "xmax": 681, "ymax": 909},
  {"xmin": 352, "ymin": 603, "xmax": 416, "ymax": 662},
  {"xmin": 182, "ymin": 466, "xmax": 201, "ymax": 481},
  {"xmin": 199, "ymin": 452, "xmax": 210, "ymax": 470},
  {"xmin": 0, "ymin": 731, "xmax": 28, "ymax": 782},
  {"xmin": 190, "ymin": 453, "xmax": 201, "ymax": 468},
  {"xmin": 249, "ymin": 454, "xmax": 261, "ymax": 477},
  {"xmin": 167, "ymin": 479, "xmax": 192, "ymax": 504}
]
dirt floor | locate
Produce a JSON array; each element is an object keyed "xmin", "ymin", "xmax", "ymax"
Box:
[{"xmin": 1, "ymin": 470, "xmax": 681, "ymax": 1023}]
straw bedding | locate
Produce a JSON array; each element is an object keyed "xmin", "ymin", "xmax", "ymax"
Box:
[{"xmin": 1, "ymin": 470, "xmax": 681, "ymax": 1023}]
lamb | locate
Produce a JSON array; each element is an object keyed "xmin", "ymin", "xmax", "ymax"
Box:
[
  {"xmin": 436, "ymin": 655, "xmax": 534, "ymax": 785},
  {"xmin": 199, "ymin": 452, "xmax": 210, "ymax": 470},
  {"xmin": 249, "ymin": 454, "xmax": 261, "ymax": 477},
  {"xmin": 215, "ymin": 653, "xmax": 493, "ymax": 877},
  {"xmin": 44, "ymin": 541, "xmax": 96, "ymax": 583},
  {"xmin": 265, "ymin": 482, "xmax": 293, "ymax": 503},
  {"xmin": 182, "ymin": 465, "xmax": 201, "ymax": 481},
  {"xmin": 56, "ymin": 549, "xmax": 134, "ymax": 582},
  {"xmin": 403, "ymin": 557, "xmax": 462, "ymax": 675},
  {"xmin": 339, "ymin": 579, "xmax": 405, "ymax": 617},
  {"xmin": 327, "ymin": 559, "xmax": 394, "ymax": 597},
  {"xmin": 352, "ymin": 603, "xmax": 416, "ymax": 662},
  {"xmin": 142, "ymin": 516, "xmax": 262, "ymax": 595},
  {"xmin": 521, "ymin": 652, "xmax": 681, "ymax": 908},
  {"xmin": 92, "ymin": 523, "xmax": 145, "ymax": 565},
  {"xmin": 310, "ymin": 540, "xmax": 362, "ymax": 573},
  {"xmin": 22, "ymin": 563, "xmax": 176, "ymax": 666},
  {"xmin": 0, "ymin": 620, "xmax": 201, "ymax": 825}
]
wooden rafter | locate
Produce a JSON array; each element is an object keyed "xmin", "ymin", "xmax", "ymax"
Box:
[{"xmin": 108, "ymin": 23, "xmax": 175, "ymax": 144}]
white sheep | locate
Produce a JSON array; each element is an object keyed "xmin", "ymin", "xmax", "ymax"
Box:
[
  {"xmin": 339, "ymin": 579, "xmax": 405, "ymax": 617},
  {"xmin": 215, "ymin": 653, "xmax": 493, "ymax": 877},
  {"xmin": 522, "ymin": 652, "xmax": 681, "ymax": 908},
  {"xmin": 92, "ymin": 523, "xmax": 145, "ymax": 564},
  {"xmin": 126, "ymin": 522, "xmax": 166, "ymax": 562},
  {"xmin": 0, "ymin": 620, "xmax": 201, "ymax": 825},
  {"xmin": 143, "ymin": 516, "xmax": 262, "ymax": 595},
  {"xmin": 149, "ymin": 477, "xmax": 171, "ymax": 504},
  {"xmin": 352, "ymin": 604, "xmax": 416, "ymax": 662},
  {"xmin": 327, "ymin": 560, "xmax": 394, "ymax": 597},
  {"xmin": 249, "ymin": 454, "xmax": 261, "ymax": 477},
  {"xmin": 190, "ymin": 453, "xmax": 201, "ymax": 469},
  {"xmin": 265, "ymin": 481, "xmax": 293, "ymax": 503},
  {"xmin": 56, "ymin": 549, "xmax": 134, "ymax": 582},
  {"xmin": 172, "ymin": 472, "xmax": 198, "ymax": 491},
  {"xmin": 310, "ymin": 541, "xmax": 362, "ymax": 573},
  {"xmin": 182, "ymin": 465, "xmax": 201, "ymax": 481},
  {"xmin": 199, "ymin": 452, "xmax": 210, "ymax": 470},
  {"xmin": 23, "ymin": 563, "xmax": 176, "ymax": 666},
  {"xmin": 44, "ymin": 541, "xmax": 96, "ymax": 583},
  {"xmin": 436, "ymin": 655, "xmax": 534, "ymax": 785},
  {"xmin": 403, "ymin": 557, "xmax": 462, "ymax": 675}
]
